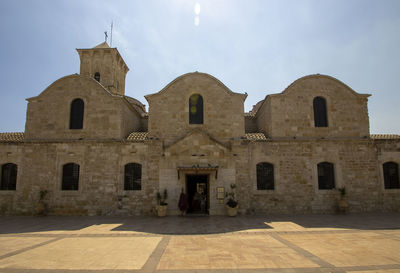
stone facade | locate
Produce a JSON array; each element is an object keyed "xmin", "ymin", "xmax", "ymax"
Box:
[
  {"xmin": 0, "ymin": 42, "xmax": 399, "ymax": 216},
  {"xmin": 256, "ymin": 75, "xmax": 370, "ymax": 139}
]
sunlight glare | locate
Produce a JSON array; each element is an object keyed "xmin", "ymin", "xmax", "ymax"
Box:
[
  {"xmin": 194, "ymin": 3, "xmax": 201, "ymax": 15},
  {"xmin": 194, "ymin": 16, "xmax": 200, "ymax": 26}
]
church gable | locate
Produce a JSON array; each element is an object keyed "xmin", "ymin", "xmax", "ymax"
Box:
[
  {"xmin": 282, "ymin": 74, "xmax": 369, "ymax": 98},
  {"xmin": 164, "ymin": 129, "xmax": 229, "ymax": 158},
  {"xmin": 146, "ymin": 72, "xmax": 241, "ymax": 98},
  {"xmin": 23, "ymin": 40, "xmax": 144, "ymax": 141},
  {"xmin": 256, "ymin": 74, "xmax": 371, "ymax": 138},
  {"xmin": 146, "ymin": 72, "xmax": 247, "ymax": 145},
  {"xmin": 25, "ymin": 74, "xmax": 132, "ymax": 140},
  {"xmin": 28, "ymin": 74, "xmax": 117, "ymax": 101}
]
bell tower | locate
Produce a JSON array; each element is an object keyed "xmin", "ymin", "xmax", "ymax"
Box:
[{"xmin": 76, "ymin": 42, "xmax": 129, "ymax": 96}]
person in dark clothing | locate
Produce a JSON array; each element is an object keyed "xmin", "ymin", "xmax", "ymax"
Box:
[{"xmin": 178, "ymin": 190, "xmax": 189, "ymax": 215}]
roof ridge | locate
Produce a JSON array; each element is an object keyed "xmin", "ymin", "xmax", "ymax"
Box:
[
  {"xmin": 370, "ymin": 134, "xmax": 400, "ymax": 139},
  {"xmin": 127, "ymin": 132, "xmax": 148, "ymax": 141},
  {"xmin": 245, "ymin": 132, "xmax": 268, "ymax": 141},
  {"xmin": 0, "ymin": 132, "xmax": 25, "ymax": 142}
]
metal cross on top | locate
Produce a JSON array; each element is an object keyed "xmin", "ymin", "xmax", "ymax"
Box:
[{"xmin": 104, "ymin": 31, "xmax": 108, "ymax": 42}]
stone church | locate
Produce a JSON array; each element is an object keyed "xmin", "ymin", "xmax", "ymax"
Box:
[{"xmin": 0, "ymin": 41, "xmax": 399, "ymax": 216}]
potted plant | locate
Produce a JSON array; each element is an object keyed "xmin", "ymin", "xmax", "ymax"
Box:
[
  {"xmin": 337, "ymin": 187, "xmax": 349, "ymax": 213},
  {"xmin": 156, "ymin": 189, "xmax": 168, "ymax": 217},
  {"xmin": 226, "ymin": 183, "xmax": 238, "ymax": 216},
  {"xmin": 36, "ymin": 190, "xmax": 49, "ymax": 216}
]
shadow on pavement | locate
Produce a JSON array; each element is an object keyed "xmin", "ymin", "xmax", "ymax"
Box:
[{"xmin": 0, "ymin": 213, "xmax": 399, "ymax": 235}]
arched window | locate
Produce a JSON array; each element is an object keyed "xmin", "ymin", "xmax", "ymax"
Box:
[
  {"xmin": 189, "ymin": 94, "xmax": 203, "ymax": 124},
  {"xmin": 1, "ymin": 163, "xmax": 17, "ymax": 190},
  {"xmin": 383, "ymin": 162, "xmax": 399, "ymax": 189},
  {"xmin": 313, "ymin": 97, "xmax": 328, "ymax": 127},
  {"xmin": 256, "ymin": 162, "xmax": 274, "ymax": 190},
  {"xmin": 62, "ymin": 163, "xmax": 80, "ymax": 190},
  {"xmin": 317, "ymin": 162, "xmax": 335, "ymax": 189},
  {"xmin": 94, "ymin": 72, "xmax": 100, "ymax": 82},
  {"xmin": 69, "ymin": 99, "xmax": 84, "ymax": 129},
  {"xmin": 124, "ymin": 163, "xmax": 142, "ymax": 190}
]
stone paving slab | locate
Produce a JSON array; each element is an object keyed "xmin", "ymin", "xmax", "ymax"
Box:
[
  {"xmin": 0, "ymin": 237, "xmax": 162, "ymax": 270},
  {"xmin": 0, "ymin": 237, "xmax": 53, "ymax": 257},
  {"xmin": 0, "ymin": 213, "xmax": 399, "ymax": 272},
  {"xmin": 281, "ymin": 232, "xmax": 400, "ymax": 267},
  {"xmin": 347, "ymin": 269, "xmax": 399, "ymax": 273},
  {"xmin": 158, "ymin": 234, "xmax": 319, "ymax": 270}
]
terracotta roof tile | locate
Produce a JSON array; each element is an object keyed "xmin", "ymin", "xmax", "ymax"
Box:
[
  {"xmin": 244, "ymin": 113, "xmax": 255, "ymax": 117},
  {"xmin": 127, "ymin": 132, "xmax": 148, "ymax": 141},
  {"xmin": 0, "ymin": 132, "xmax": 24, "ymax": 143},
  {"xmin": 245, "ymin": 133, "xmax": 268, "ymax": 141},
  {"xmin": 370, "ymin": 134, "xmax": 400, "ymax": 140}
]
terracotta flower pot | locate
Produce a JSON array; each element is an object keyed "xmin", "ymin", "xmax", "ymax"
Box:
[
  {"xmin": 226, "ymin": 205, "xmax": 238, "ymax": 217},
  {"xmin": 157, "ymin": 205, "xmax": 168, "ymax": 217},
  {"xmin": 36, "ymin": 201, "xmax": 48, "ymax": 216},
  {"xmin": 338, "ymin": 198, "xmax": 349, "ymax": 214}
]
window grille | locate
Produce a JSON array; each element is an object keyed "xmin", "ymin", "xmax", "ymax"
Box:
[
  {"xmin": 313, "ymin": 97, "xmax": 328, "ymax": 127},
  {"xmin": 0, "ymin": 163, "xmax": 17, "ymax": 190},
  {"xmin": 317, "ymin": 162, "xmax": 335, "ymax": 189},
  {"xmin": 62, "ymin": 163, "xmax": 80, "ymax": 190},
  {"xmin": 69, "ymin": 99, "xmax": 84, "ymax": 129},
  {"xmin": 383, "ymin": 162, "xmax": 399, "ymax": 189},
  {"xmin": 124, "ymin": 163, "xmax": 142, "ymax": 190},
  {"xmin": 256, "ymin": 162, "xmax": 274, "ymax": 190},
  {"xmin": 189, "ymin": 94, "xmax": 204, "ymax": 124}
]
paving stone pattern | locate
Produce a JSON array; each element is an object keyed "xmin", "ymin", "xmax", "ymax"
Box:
[{"xmin": 0, "ymin": 213, "xmax": 399, "ymax": 272}]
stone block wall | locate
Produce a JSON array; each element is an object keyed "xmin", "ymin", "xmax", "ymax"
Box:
[
  {"xmin": 256, "ymin": 98, "xmax": 271, "ymax": 136},
  {"xmin": 78, "ymin": 47, "xmax": 128, "ymax": 96},
  {"xmin": 0, "ymin": 143, "xmax": 25, "ymax": 214},
  {"xmin": 146, "ymin": 73, "xmax": 247, "ymax": 145},
  {"xmin": 0, "ymin": 141, "xmax": 156, "ymax": 216},
  {"xmin": 237, "ymin": 139, "xmax": 387, "ymax": 214},
  {"xmin": 25, "ymin": 75, "xmax": 137, "ymax": 141},
  {"xmin": 160, "ymin": 129, "xmax": 236, "ymax": 215},
  {"xmin": 121, "ymin": 100, "xmax": 143, "ymax": 138},
  {"xmin": 244, "ymin": 116, "xmax": 258, "ymax": 133},
  {"xmin": 375, "ymin": 139, "xmax": 400, "ymax": 211},
  {"xmin": 0, "ymin": 138, "xmax": 399, "ymax": 215},
  {"xmin": 256, "ymin": 75, "xmax": 370, "ymax": 138}
]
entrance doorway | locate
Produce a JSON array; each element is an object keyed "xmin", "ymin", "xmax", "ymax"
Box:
[{"xmin": 186, "ymin": 175, "xmax": 209, "ymax": 214}]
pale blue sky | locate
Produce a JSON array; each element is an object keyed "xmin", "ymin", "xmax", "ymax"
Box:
[{"xmin": 0, "ymin": 0, "xmax": 399, "ymax": 133}]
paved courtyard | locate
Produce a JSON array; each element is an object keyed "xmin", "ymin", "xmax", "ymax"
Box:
[{"xmin": 0, "ymin": 213, "xmax": 399, "ymax": 272}]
